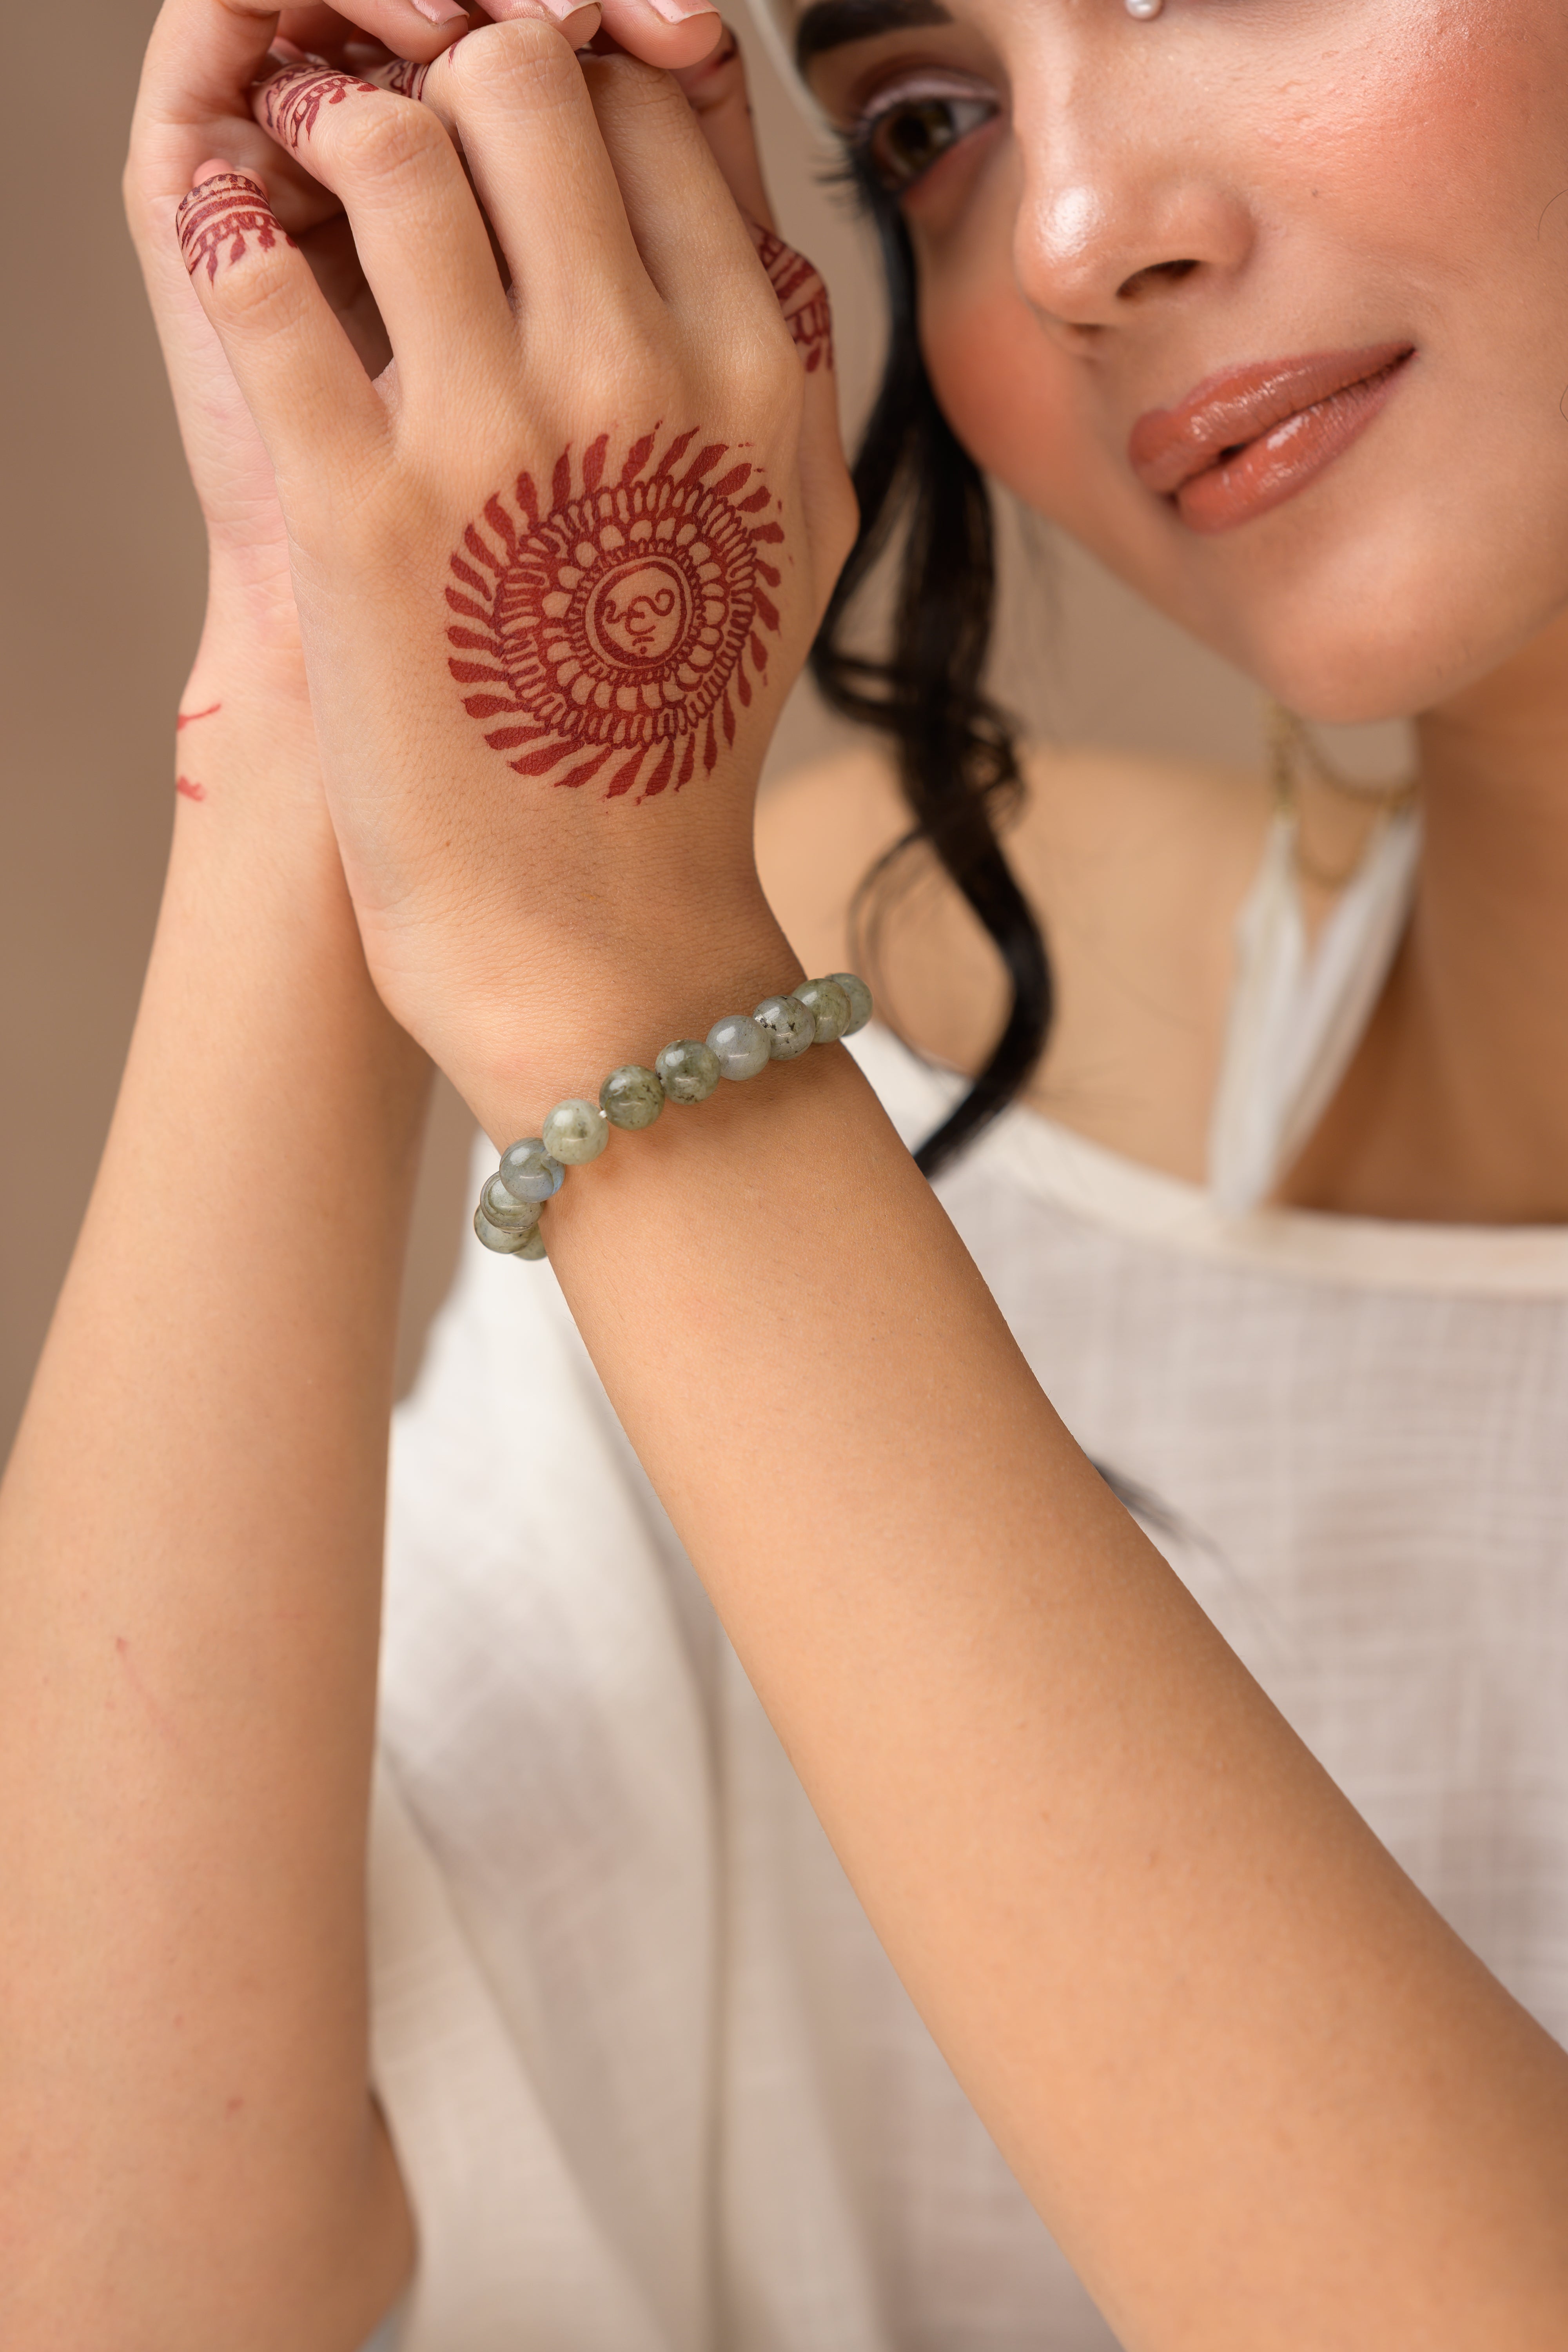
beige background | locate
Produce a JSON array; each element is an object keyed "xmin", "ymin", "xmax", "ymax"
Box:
[{"xmin": 0, "ymin": 3, "xmax": 1384, "ymax": 1462}]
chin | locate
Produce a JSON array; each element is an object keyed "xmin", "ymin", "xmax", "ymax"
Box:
[
  {"xmin": 1118, "ymin": 475, "xmax": 1568, "ymax": 728},
  {"xmin": 1225, "ymin": 564, "xmax": 1568, "ymax": 730}
]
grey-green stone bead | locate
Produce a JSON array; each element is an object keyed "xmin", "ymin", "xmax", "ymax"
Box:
[
  {"xmin": 498, "ymin": 1138, "xmax": 564, "ymax": 1203},
  {"xmin": 601, "ymin": 1065, "xmax": 665, "ymax": 1130},
  {"xmin": 828, "ymin": 972, "xmax": 873, "ymax": 1037},
  {"xmin": 655, "ymin": 1038, "xmax": 720, "ymax": 1104},
  {"xmin": 753, "ymin": 994, "xmax": 817, "ymax": 1060},
  {"xmin": 475, "ymin": 1203, "xmax": 532, "ymax": 1254},
  {"xmin": 512, "ymin": 1223, "xmax": 548, "ymax": 1262},
  {"xmin": 543, "ymin": 1098, "xmax": 609, "ymax": 1165},
  {"xmin": 480, "ymin": 1174, "xmax": 541, "ymax": 1232},
  {"xmin": 706, "ymin": 1013, "xmax": 771, "ymax": 1082},
  {"xmin": 795, "ymin": 976, "xmax": 852, "ymax": 1045}
]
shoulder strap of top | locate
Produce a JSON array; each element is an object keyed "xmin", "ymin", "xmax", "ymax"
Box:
[{"xmin": 1206, "ymin": 807, "xmax": 1422, "ymax": 1214}]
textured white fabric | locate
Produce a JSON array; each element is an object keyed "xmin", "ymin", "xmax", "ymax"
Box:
[
  {"xmin": 368, "ymin": 1023, "xmax": 1568, "ymax": 2350},
  {"xmin": 1207, "ymin": 809, "xmax": 1422, "ymax": 1213}
]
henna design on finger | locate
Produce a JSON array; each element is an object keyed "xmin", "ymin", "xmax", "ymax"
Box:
[
  {"xmin": 260, "ymin": 60, "xmax": 375, "ymax": 149},
  {"xmin": 176, "ymin": 703, "xmax": 221, "ymax": 730},
  {"xmin": 748, "ymin": 222, "xmax": 834, "ymax": 375},
  {"xmin": 447, "ymin": 429, "xmax": 786, "ymax": 802},
  {"xmin": 177, "ymin": 173, "xmax": 295, "ymax": 283},
  {"xmin": 375, "ymin": 56, "xmax": 432, "ymax": 102},
  {"xmin": 176, "ymin": 775, "xmax": 208, "ymax": 801}
]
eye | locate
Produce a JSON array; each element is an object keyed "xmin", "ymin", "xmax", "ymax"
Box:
[{"xmin": 848, "ymin": 83, "xmax": 1000, "ymax": 197}]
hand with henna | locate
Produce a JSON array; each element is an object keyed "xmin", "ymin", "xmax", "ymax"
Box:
[
  {"xmin": 125, "ymin": 0, "xmax": 725, "ymax": 753},
  {"xmin": 173, "ymin": 19, "xmax": 854, "ymax": 1127}
]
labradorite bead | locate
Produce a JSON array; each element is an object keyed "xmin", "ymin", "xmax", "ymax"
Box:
[
  {"xmin": 498, "ymin": 1138, "xmax": 565, "ymax": 1203},
  {"xmin": 794, "ymin": 976, "xmax": 852, "ymax": 1045},
  {"xmin": 601, "ymin": 1065, "xmax": 665, "ymax": 1130},
  {"xmin": 706, "ymin": 1012, "xmax": 771, "ymax": 1082},
  {"xmin": 655, "ymin": 1038, "xmax": 720, "ymax": 1103},
  {"xmin": 753, "ymin": 994, "xmax": 816, "ymax": 1060},
  {"xmin": 481, "ymin": 1174, "xmax": 541, "ymax": 1231},
  {"xmin": 513, "ymin": 1223, "xmax": 548, "ymax": 1261},
  {"xmin": 543, "ymin": 1098, "xmax": 609, "ymax": 1165},
  {"xmin": 475, "ymin": 1203, "xmax": 531, "ymax": 1254},
  {"xmin": 828, "ymin": 972, "xmax": 873, "ymax": 1037}
]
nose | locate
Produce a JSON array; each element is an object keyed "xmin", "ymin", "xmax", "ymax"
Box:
[{"xmin": 1010, "ymin": 58, "xmax": 1255, "ymax": 342}]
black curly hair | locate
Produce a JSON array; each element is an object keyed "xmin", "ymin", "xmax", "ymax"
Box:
[{"xmin": 808, "ymin": 190, "xmax": 1053, "ymax": 1179}]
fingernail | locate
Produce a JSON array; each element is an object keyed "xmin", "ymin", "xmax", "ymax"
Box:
[
  {"xmin": 410, "ymin": 0, "xmax": 470, "ymax": 23},
  {"xmin": 487, "ymin": 0, "xmax": 602, "ymax": 21},
  {"xmin": 641, "ymin": 0, "xmax": 720, "ymax": 20}
]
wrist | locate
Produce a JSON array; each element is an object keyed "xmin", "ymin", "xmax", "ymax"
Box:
[{"xmin": 438, "ymin": 898, "xmax": 803, "ymax": 1149}]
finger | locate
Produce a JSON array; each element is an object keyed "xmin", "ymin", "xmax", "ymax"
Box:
[
  {"xmin": 251, "ymin": 57, "xmax": 515, "ymax": 389},
  {"xmin": 583, "ymin": 44, "xmax": 834, "ymax": 386},
  {"xmin": 358, "ymin": 0, "xmax": 601, "ymax": 104},
  {"xmin": 175, "ymin": 162, "xmax": 383, "ymax": 476},
  {"xmin": 744, "ymin": 217, "xmax": 835, "ymax": 379},
  {"xmin": 670, "ymin": 20, "xmax": 773, "ymax": 227},
  {"xmin": 406, "ymin": 21, "xmax": 657, "ymax": 329},
  {"xmin": 583, "ymin": 49, "xmax": 777, "ymax": 314},
  {"xmin": 279, "ymin": 0, "xmax": 473, "ymax": 60},
  {"xmin": 593, "ymin": 0, "xmax": 725, "ymax": 71}
]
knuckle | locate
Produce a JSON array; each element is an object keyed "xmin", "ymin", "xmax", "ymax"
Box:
[
  {"xmin": 723, "ymin": 323, "xmax": 799, "ymax": 414},
  {"xmin": 341, "ymin": 94, "xmax": 448, "ymax": 183},
  {"xmin": 592, "ymin": 50, "xmax": 684, "ymax": 117},
  {"xmin": 451, "ymin": 18, "xmax": 581, "ymax": 111}
]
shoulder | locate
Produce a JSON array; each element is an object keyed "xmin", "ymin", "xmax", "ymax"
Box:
[{"xmin": 757, "ymin": 735, "xmax": 1269, "ymax": 1181}]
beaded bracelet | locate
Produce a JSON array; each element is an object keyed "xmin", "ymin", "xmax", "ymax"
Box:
[{"xmin": 473, "ymin": 974, "xmax": 873, "ymax": 1264}]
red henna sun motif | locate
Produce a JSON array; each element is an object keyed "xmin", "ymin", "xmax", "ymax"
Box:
[
  {"xmin": 261, "ymin": 60, "xmax": 372, "ymax": 147},
  {"xmin": 177, "ymin": 173, "xmax": 293, "ymax": 283},
  {"xmin": 750, "ymin": 224, "xmax": 834, "ymax": 376},
  {"xmin": 446, "ymin": 430, "xmax": 786, "ymax": 802}
]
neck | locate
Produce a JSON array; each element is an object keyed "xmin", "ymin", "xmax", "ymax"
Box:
[{"xmin": 1287, "ymin": 608, "xmax": 1568, "ymax": 1223}]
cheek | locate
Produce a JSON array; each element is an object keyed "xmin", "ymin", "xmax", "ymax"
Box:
[
  {"xmin": 915, "ymin": 228, "xmax": 1089, "ymax": 515},
  {"xmin": 917, "ymin": 263, "xmax": 1158, "ymax": 594}
]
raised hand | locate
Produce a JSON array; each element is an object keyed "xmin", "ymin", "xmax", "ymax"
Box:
[
  {"xmin": 175, "ymin": 23, "xmax": 854, "ymax": 1116},
  {"xmin": 124, "ymin": 0, "xmax": 724, "ymax": 702}
]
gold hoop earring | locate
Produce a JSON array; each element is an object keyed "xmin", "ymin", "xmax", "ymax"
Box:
[{"xmin": 1267, "ymin": 701, "xmax": 1417, "ymax": 892}]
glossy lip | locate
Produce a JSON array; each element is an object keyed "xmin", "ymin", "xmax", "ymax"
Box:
[{"xmin": 1129, "ymin": 343, "xmax": 1415, "ymax": 534}]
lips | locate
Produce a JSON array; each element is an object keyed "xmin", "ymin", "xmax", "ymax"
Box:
[{"xmin": 1129, "ymin": 343, "xmax": 1414, "ymax": 533}]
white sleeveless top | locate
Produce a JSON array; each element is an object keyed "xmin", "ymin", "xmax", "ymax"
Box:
[{"xmin": 367, "ymin": 886, "xmax": 1568, "ymax": 2350}]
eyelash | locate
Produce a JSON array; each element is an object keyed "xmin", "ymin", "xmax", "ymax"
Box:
[{"xmin": 836, "ymin": 84, "xmax": 1001, "ymax": 205}]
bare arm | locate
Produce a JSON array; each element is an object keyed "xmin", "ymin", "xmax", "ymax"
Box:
[{"xmin": 0, "ymin": 695, "xmax": 425, "ymax": 2345}]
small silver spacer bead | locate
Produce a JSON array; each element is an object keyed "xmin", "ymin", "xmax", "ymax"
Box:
[{"xmin": 1125, "ymin": 0, "xmax": 1165, "ymax": 16}]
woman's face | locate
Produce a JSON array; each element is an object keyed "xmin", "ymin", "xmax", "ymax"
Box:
[{"xmin": 788, "ymin": 0, "xmax": 1568, "ymax": 723}]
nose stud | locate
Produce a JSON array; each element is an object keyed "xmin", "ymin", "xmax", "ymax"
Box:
[{"xmin": 1125, "ymin": 0, "xmax": 1165, "ymax": 16}]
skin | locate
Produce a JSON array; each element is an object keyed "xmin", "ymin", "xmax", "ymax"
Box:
[
  {"xmin": 772, "ymin": 0, "xmax": 1568, "ymax": 1223},
  {"xmin": 3, "ymin": 8, "xmax": 1568, "ymax": 2352}
]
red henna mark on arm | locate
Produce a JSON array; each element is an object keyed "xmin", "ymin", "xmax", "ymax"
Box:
[
  {"xmin": 260, "ymin": 60, "xmax": 376, "ymax": 149},
  {"xmin": 446, "ymin": 429, "xmax": 784, "ymax": 803},
  {"xmin": 176, "ymin": 776, "xmax": 208, "ymax": 802},
  {"xmin": 176, "ymin": 703, "xmax": 221, "ymax": 730},
  {"xmin": 748, "ymin": 221, "xmax": 834, "ymax": 375},
  {"xmin": 177, "ymin": 173, "xmax": 294, "ymax": 283}
]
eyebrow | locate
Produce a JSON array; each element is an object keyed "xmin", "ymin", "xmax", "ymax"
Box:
[{"xmin": 794, "ymin": 0, "xmax": 954, "ymax": 73}]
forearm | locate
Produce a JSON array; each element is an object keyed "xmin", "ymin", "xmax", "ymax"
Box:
[
  {"xmin": 486, "ymin": 953, "xmax": 1568, "ymax": 2352},
  {"xmin": 0, "ymin": 686, "xmax": 423, "ymax": 2344}
]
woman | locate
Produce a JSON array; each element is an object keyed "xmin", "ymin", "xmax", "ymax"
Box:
[{"xmin": 3, "ymin": 0, "xmax": 1567, "ymax": 2346}]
